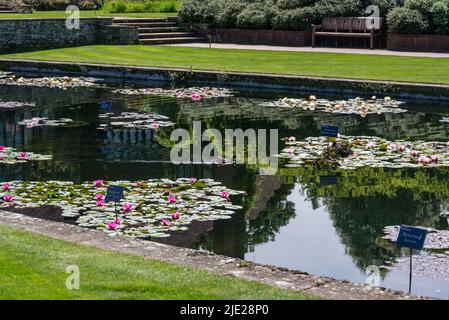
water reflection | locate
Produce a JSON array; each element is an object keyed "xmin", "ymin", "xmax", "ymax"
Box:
[{"xmin": 1, "ymin": 83, "xmax": 449, "ymax": 298}]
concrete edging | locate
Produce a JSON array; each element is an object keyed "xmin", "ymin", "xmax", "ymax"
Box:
[
  {"xmin": 0, "ymin": 211, "xmax": 427, "ymax": 300},
  {"xmin": 0, "ymin": 58, "xmax": 448, "ymax": 101}
]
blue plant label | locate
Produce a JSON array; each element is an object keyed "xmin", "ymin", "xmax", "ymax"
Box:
[
  {"xmin": 105, "ymin": 185, "xmax": 124, "ymax": 203},
  {"xmin": 320, "ymin": 125, "xmax": 339, "ymax": 137},
  {"xmin": 396, "ymin": 225, "xmax": 427, "ymax": 250},
  {"xmin": 99, "ymin": 101, "xmax": 112, "ymax": 112},
  {"xmin": 320, "ymin": 175, "xmax": 337, "ymax": 185}
]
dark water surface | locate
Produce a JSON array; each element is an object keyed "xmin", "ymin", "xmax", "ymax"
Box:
[{"xmin": 1, "ymin": 83, "xmax": 449, "ymax": 299}]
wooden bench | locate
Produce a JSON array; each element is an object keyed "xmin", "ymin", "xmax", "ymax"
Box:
[{"xmin": 312, "ymin": 17, "xmax": 383, "ymax": 49}]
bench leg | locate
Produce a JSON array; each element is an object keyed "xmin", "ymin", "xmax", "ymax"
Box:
[
  {"xmin": 370, "ymin": 36, "xmax": 374, "ymax": 49},
  {"xmin": 312, "ymin": 34, "xmax": 315, "ymax": 48},
  {"xmin": 335, "ymin": 37, "xmax": 338, "ymax": 47}
]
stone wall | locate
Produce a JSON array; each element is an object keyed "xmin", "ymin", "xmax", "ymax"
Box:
[
  {"xmin": 0, "ymin": 18, "xmax": 139, "ymax": 52},
  {"xmin": 191, "ymin": 23, "xmax": 312, "ymax": 47},
  {"xmin": 387, "ymin": 33, "xmax": 449, "ymax": 53}
]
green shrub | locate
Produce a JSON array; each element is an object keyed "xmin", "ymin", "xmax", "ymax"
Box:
[
  {"xmin": 387, "ymin": 7, "xmax": 429, "ymax": 34},
  {"xmin": 313, "ymin": 0, "xmax": 363, "ymax": 17},
  {"xmin": 236, "ymin": 2, "xmax": 276, "ymax": 29},
  {"xmin": 215, "ymin": 0, "xmax": 244, "ymax": 28},
  {"xmin": 404, "ymin": 0, "xmax": 434, "ymax": 20},
  {"xmin": 272, "ymin": 7, "xmax": 318, "ymax": 31},
  {"xmin": 178, "ymin": 0, "xmax": 220, "ymax": 24},
  {"xmin": 432, "ymin": 0, "xmax": 449, "ymax": 34},
  {"xmin": 102, "ymin": 1, "xmax": 179, "ymax": 14},
  {"xmin": 369, "ymin": 0, "xmax": 400, "ymax": 16}
]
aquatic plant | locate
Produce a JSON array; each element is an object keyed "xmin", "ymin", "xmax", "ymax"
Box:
[
  {"xmin": 278, "ymin": 135, "xmax": 449, "ymax": 169},
  {"xmin": 261, "ymin": 96, "xmax": 406, "ymax": 117},
  {"xmin": 18, "ymin": 117, "xmax": 75, "ymax": 128},
  {"xmin": 97, "ymin": 112, "xmax": 174, "ymax": 131},
  {"xmin": 0, "ymin": 146, "xmax": 52, "ymax": 164},
  {"xmin": 0, "ymin": 74, "xmax": 100, "ymax": 89},
  {"xmin": 0, "ymin": 179, "xmax": 245, "ymax": 238},
  {"xmin": 112, "ymin": 87, "xmax": 235, "ymax": 99}
]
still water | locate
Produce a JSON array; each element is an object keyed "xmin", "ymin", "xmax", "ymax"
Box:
[{"xmin": 1, "ymin": 83, "xmax": 449, "ymax": 299}]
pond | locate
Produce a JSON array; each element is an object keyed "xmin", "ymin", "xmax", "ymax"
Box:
[{"xmin": 1, "ymin": 79, "xmax": 449, "ymax": 299}]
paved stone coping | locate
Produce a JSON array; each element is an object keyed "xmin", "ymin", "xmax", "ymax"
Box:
[
  {"xmin": 0, "ymin": 211, "xmax": 428, "ymax": 300},
  {"xmin": 0, "ymin": 17, "xmax": 113, "ymax": 21},
  {"xmin": 0, "ymin": 58, "xmax": 448, "ymax": 101}
]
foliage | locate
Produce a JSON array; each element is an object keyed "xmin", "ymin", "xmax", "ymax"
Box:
[
  {"xmin": 432, "ymin": 0, "xmax": 449, "ymax": 34},
  {"xmin": 387, "ymin": 7, "xmax": 429, "ymax": 34},
  {"xmin": 102, "ymin": 0, "xmax": 179, "ymax": 13},
  {"xmin": 21, "ymin": 0, "xmax": 104, "ymax": 10},
  {"xmin": 236, "ymin": 1, "xmax": 277, "ymax": 29}
]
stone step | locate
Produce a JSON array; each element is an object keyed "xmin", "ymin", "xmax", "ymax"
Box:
[
  {"xmin": 140, "ymin": 37, "xmax": 205, "ymax": 45},
  {"xmin": 137, "ymin": 26, "xmax": 183, "ymax": 33},
  {"xmin": 0, "ymin": 10, "xmax": 17, "ymax": 13},
  {"xmin": 114, "ymin": 22, "xmax": 177, "ymax": 28},
  {"xmin": 139, "ymin": 32, "xmax": 195, "ymax": 39},
  {"xmin": 113, "ymin": 18, "xmax": 171, "ymax": 23}
]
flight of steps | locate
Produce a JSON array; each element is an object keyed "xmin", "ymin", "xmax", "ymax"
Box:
[
  {"xmin": 0, "ymin": 6, "xmax": 18, "ymax": 13},
  {"xmin": 112, "ymin": 17, "xmax": 204, "ymax": 45}
]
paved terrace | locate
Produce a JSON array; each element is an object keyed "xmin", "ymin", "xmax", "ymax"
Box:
[{"xmin": 168, "ymin": 43, "xmax": 449, "ymax": 58}]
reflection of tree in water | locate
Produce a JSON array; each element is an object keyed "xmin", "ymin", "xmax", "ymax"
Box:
[
  {"xmin": 292, "ymin": 167, "xmax": 449, "ymax": 271},
  {"xmin": 246, "ymin": 183, "xmax": 296, "ymax": 252}
]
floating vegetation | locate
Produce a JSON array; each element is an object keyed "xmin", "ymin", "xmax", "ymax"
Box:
[
  {"xmin": 0, "ymin": 74, "xmax": 99, "ymax": 89},
  {"xmin": 0, "ymin": 146, "xmax": 52, "ymax": 164},
  {"xmin": 278, "ymin": 136, "xmax": 449, "ymax": 169},
  {"xmin": 112, "ymin": 87, "xmax": 235, "ymax": 100},
  {"xmin": 97, "ymin": 112, "xmax": 175, "ymax": 130},
  {"xmin": 0, "ymin": 179, "xmax": 245, "ymax": 238},
  {"xmin": 17, "ymin": 117, "xmax": 75, "ymax": 128},
  {"xmin": 261, "ymin": 96, "xmax": 406, "ymax": 117},
  {"xmin": 440, "ymin": 116, "xmax": 449, "ymax": 123},
  {"xmin": 0, "ymin": 100, "xmax": 36, "ymax": 109},
  {"xmin": 383, "ymin": 225, "xmax": 449, "ymax": 250}
]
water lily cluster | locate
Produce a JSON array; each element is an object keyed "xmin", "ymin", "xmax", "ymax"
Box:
[
  {"xmin": 440, "ymin": 116, "xmax": 449, "ymax": 123},
  {"xmin": 0, "ymin": 74, "xmax": 99, "ymax": 89},
  {"xmin": 0, "ymin": 146, "xmax": 53, "ymax": 164},
  {"xmin": 382, "ymin": 225, "xmax": 449, "ymax": 281},
  {"xmin": 0, "ymin": 178, "xmax": 245, "ymax": 238},
  {"xmin": 0, "ymin": 100, "xmax": 36, "ymax": 109},
  {"xmin": 97, "ymin": 112, "xmax": 175, "ymax": 130},
  {"xmin": 279, "ymin": 135, "xmax": 449, "ymax": 169},
  {"xmin": 112, "ymin": 87, "xmax": 235, "ymax": 101},
  {"xmin": 17, "ymin": 117, "xmax": 74, "ymax": 128},
  {"xmin": 261, "ymin": 96, "xmax": 406, "ymax": 117}
]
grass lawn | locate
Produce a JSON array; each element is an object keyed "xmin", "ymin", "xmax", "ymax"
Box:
[
  {"xmin": 0, "ymin": 10, "xmax": 177, "ymax": 19},
  {"xmin": 1, "ymin": 45, "xmax": 449, "ymax": 85},
  {"xmin": 0, "ymin": 225, "xmax": 314, "ymax": 300}
]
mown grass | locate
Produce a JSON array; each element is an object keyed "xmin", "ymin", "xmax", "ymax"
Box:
[
  {"xmin": 0, "ymin": 10, "xmax": 177, "ymax": 19},
  {"xmin": 1, "ymin": 45, "xmax": 449, "ymax": 85},
  {"xmin": 0, "ymin": 225, "xmax": 315, "ymax": 300}
]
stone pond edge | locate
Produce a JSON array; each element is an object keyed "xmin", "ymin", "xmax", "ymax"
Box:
[
  {"xmin": 0, "ymin": 211, "xmax": 429, "ymax": 300},
  {"xmin": 0, "ymin": 59, "xmax": 448, "ymax": 101}
]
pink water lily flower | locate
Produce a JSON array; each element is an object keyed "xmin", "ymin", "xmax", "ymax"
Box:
[
  {"xmin": 386, "ymin": 143, "xmax": 397, "ymax": 151},
  {"xmin": 191, "ymin": 93, "xmax": 202, "ymax": 101},
  {"xmin": 113, "ymin": 217, "xmax": 122, "ymax": 225},
  {"xmin": 168, "ymin": 194, "xmax": 177, "ymax": 203},
  {"xmin": 220, "ymin": 191, "xmax": 230, "ymax": 200},
  {"xmin": 2, "ymin": 195, "xmax": 13, "ymax": 202},
  {"xmin": 2, "ymin": 183, "xmax": 10, "ymax": 191},
  {"xmin": 0, "ymin": 146, "xmax": 6, "ymax": 151},
  {"xmin": 171, "ymin": 212, "xmax": 181, "ymax": 220},
  {"xmin": 161, "ymin": 219, "xmax": 171, "ymax": 226},
  {"xmin": 286, "ymin": 136, "xmax": 296, "ymax": 143},
  {"xmin": 431, "ymin": 155, "xmax": 439, "ymax": 163},
  {"xmin": 365, "ymin": 142, "xmax": 376, "ymax": 149},
  {"xmin": 411, "ymin": 150, "xmax": 419, "ymax": 158},
  {"xmin": 96, "ymin": 200, "xmax": 105, "ymax": 207},
  {"xmin": 96, "ymin": 194, "xmax": 104, "ymax": 201},
  {"xmin": 418, "ymin": 156, "xmax": 431, "ymax": 165},
  {"xmin": 285, "ymin": 147, "xmax": 295, "ymax": 154},
  {"xmin": 94, "ymin": 179, "xmax": 104, "ymax": 187},
  {"xmin": 189, "ymin": 177, "xmax": 198, "ymax": 183},
  {"xmin": 107, "ymin": 222, "xmax": 118, "ymax": 230},
  {"xmin": 19, "ymin": 152, "xmax": 27, "ymax": 159},
  {"xmin": 399, "ymin": 146, "xmax": 406, "ymax": 152},
  {"xmin": 122, "ymin": 203, "xmax": 133, "ymax": 212},
  {"xmin": 150, "ymin": 122, "xmax": 159, "ymax": 129}
]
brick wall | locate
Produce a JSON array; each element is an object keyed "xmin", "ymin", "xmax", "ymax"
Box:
[
  {"xmin": 387, "ymin": 33, "xmax": 449, "ymax": 53},
  {"xmin": 0, "ymin": 18, "xmax": 139, "ymax": 52},
  {"xmin": 191, "ymin": 24, "xmax": 312, "ymax": 47}
]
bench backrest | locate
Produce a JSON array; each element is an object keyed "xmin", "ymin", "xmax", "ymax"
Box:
[{"xmin": 322, "ymin": 17, "xmax": 383, "ymax": 32}]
